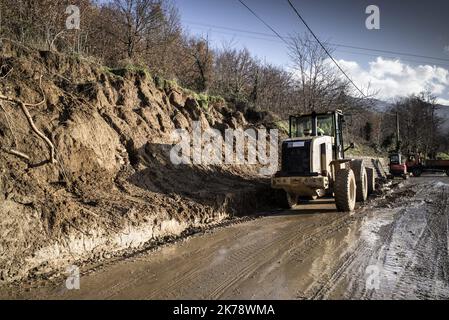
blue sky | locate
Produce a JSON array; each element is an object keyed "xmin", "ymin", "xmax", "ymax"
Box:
[{"xmin": 173, "ymin": 0, "xmax": 449, "ymax": 104}]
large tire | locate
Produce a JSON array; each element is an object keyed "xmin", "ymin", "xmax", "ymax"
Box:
[
  {"xmin": 286, "ymin": 193, "xmax": 299, "ymax": 209},
  {"xmin": 334, "ymin": 168, "xmax": 357, "ymax": 212},
  {"xmin": 446, "ymin": 169, "xmax": 449, "ymax": 177},
  {"xmin": 412, "ymin": 168, "xmax": 422, "ymax": 177},
  {"xmin": 351, "ymin": 160, "xmax": 368, "ymax": 202},
  {"xmin": 366, "ymin": 167, "xmax": 376, "ymax": 195}
]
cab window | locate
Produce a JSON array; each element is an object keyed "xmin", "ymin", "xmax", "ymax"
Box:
[{"xmin": 317, "ymin": 115, "xmax": 334, "ymax": 136}]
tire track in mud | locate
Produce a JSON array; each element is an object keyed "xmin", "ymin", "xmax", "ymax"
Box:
[
  {"xmin": 317, "ymin": 179, "xmax": 449, "ymax": 300},
  {"xmin": 356, "ymin": 185, "xmax": 426, "ymax": 299},
  {"xmin": 378, "ymin": 184, "xmax": 447, "ymax": 298},
  {"xmin": 143, "ymin": 212, "xmax": 354, "ymax": 299},
  {"xmin": 62, "ymin": 216, "xmax": 261, "ymax": 299},
  {"xmin": 309, "ymin": 242, "xmax": 367, "ymax": 299},
  {"xmin": 299, "ymin": 181, "xmax": 434, "ymax": 300},
  {"xmin": 99, "ymin": 226, "xmax": 255, "ymax": 299},
  {"xmin": 116, "ymin": 226, "xmax": 274, "ymax": 299},
  {"xmin": 207, "ymin": 213, "xmax": 371, "ymax": 299},
  {"xmin": 143, "ymin": 221, "xmax": 316, "ymax": 299},
  {"xmin": 355, "ymin": 183, "xmax": 437, "ymax": 299},
  {"xmin": 207, "ymin": 216, "xmax": 352, "ymax": 299},
  {"xmin": 387, "ymin": 183, "xmax": 449, "ymax": 299},
  {"xmin": 296, "ymin": 211, "xmax": 376, "ymax": 299}
]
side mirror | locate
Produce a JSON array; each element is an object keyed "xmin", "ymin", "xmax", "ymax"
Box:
[{"xmin": 344, "ymin": 142, "xmax": 355, "ymax": 153}]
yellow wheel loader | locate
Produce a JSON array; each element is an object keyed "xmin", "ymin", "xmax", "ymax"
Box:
[{"xmin": 271, "ymin": 110, "xmax": 373, "ymax": 211}]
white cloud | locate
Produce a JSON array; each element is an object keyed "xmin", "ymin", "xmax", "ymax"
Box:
[
  {"xmin": 334, "ymin": 57, "xmax": 449, "ymax": 102},
  {"xmin": 437, "ymin": 97, "xmax": 449, "ymax": 106}
]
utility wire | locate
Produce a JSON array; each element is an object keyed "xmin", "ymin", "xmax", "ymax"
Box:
[
  {"xmin": 237, "ymin": 0, "xmax": 289, "ymax": 45},
  {"xmin": 184, "ymin": 20, "xmax": 449, "ymax": 64},
  {"xmin": 237, "ymin": 1, "xmax": 449, "ymax": 110},
  {"xmin": 238, "ymin": 0, "xmax": 376, "ymax": 117},
  {"xmin": 187, "ymin": 23, "xmax": 449, "ymax": 68},
  {"xmin": 286, "ymin": 0, "xmax": 367, "ymax": 98}
]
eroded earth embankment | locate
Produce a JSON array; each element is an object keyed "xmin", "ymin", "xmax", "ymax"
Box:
[{"xmin": 0, "ymin": 40, "xmax": 277, "ymax": 283}]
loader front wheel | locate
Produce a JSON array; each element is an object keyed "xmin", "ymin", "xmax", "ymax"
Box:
[
  {"xmin": 334, "ymin": 168, "xmax": 357, "ymax": 212},
  {"xmin": 286, "ymin": 193, "xmax": 299, "ymax": 209}
]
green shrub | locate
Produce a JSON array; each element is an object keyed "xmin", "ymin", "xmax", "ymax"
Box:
[
  {"xmin": 108, "ymin": 65, "xmax": 151, "ymax": 79},
  {"xmin": 153, "ymin": 75, "xmax": 179, "ymax": 91},
  {"xmin": 437, "ymin": 152, "xmax": 449, "ymax": 160},
  {"xmin": 196, "ymin": 94, "xmax": 209, "ymax": 111}
]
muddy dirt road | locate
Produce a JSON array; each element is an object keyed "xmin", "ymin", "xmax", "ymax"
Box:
[{"xmin": 2, "ymin": 175, "xmax": 449, "ymax": 300}]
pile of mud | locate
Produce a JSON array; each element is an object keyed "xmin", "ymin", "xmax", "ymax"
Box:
[{"xmin": 0, "ymin": 40, "xmax": 278, "ymax": 283}]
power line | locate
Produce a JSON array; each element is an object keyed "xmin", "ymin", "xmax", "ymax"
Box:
[
  {"xmin": 336, "ymin": 49, "xmax": 449, "ymax": 68},
  {"xmin": 184, "ymin": 20, "xmax": 285, "ymax": 39},
  {"xmin": 237, "ymin": 0, "xmax": 288, "ymax": 45},
  {"xmin": 187, "ymin": 25, "xmax": 283, "ymax": 44},
  {"xmin": 335, "ymin": 44, "xmax": 449, "ymax": 63},
  {"xmin": 238, "ymin": 0, "xmax": 369, "ymax": 97},
  {"xmin": 186, "ymin": 23, "xmax": 449, "ymax": 68},
  {"xmin": 286, "ymin": 0, "xmax": 367, "ymax": 98},
  {"xmin": 184, "ymin": 20, "xmax": 449, "ymax": 64},
  {"xmin": 220, "ymin": 2, "xmax": 449, "ymax": 109}
]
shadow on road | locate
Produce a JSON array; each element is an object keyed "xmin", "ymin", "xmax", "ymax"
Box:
[{"xmin": 269, "ymin": 197, "xmax": 339, "ymax": 216}]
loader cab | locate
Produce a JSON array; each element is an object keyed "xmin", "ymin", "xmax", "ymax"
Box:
[{"xmin": 289, "ymin": 110, "xmax": 345, "ymax": 160}]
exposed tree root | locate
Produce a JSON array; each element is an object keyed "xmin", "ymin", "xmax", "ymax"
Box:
[
  {"xmin": 0, "ymin": 76, "xmax": 57, "ymax": 164},
  {"xmin": 1, "ymin": 148, "xmax": 30, "ymax": 161},
  {"xmin": 18, "ymin": 100, "xmax": 56, "ymax": 164}
]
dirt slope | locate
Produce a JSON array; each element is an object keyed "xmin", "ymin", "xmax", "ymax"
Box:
[{"xmin": 0, "ymin": 40, "xmax": 276, "ymax": 284}]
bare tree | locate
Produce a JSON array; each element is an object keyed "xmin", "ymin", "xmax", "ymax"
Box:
[
  {"xmin": 288, "ymin": 33, "xmax": 350, "ymax": 113},
  {"xmin": 250, "ymin": 62, "xmax": 294, "ymax": 118},
  {"xmin": 385, "ymin": 93, "xmax": 442, "ymax": 156},
  {"xmin": 213, "ymin": 47, "xmax": 256, "ymax": 101},
  {"xmin": 182, "ymin": 36, "xmax": 214, "ymax": 92},
  {"xmin": 107, "ymin": 0, "xmax": 164, "ymax": 60}
]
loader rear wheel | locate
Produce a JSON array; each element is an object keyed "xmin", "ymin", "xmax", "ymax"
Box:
[
  {"xmin": 334, "ymin": 168, "xmax": 357, "ymax": 212},
  {"xmin": 366, "ymin": 167, "xmax": 376, "ymax": 195},
  {"xmin": 351, "ymin": 160, "xmax": 368, "ymax": 202}
]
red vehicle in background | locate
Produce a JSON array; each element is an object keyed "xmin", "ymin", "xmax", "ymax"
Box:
[
  {"xmin": 406, "ymin": 154, "xmax": 449, "ymax": 177},
  {"xmin": 388, "ymin": 152, "xmax": 408, "ymax": 180}
]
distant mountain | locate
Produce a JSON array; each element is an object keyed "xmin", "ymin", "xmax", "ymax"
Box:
[{"xmin": 368, "ymin": 99, "xmax": 394, "ymax": 112}]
